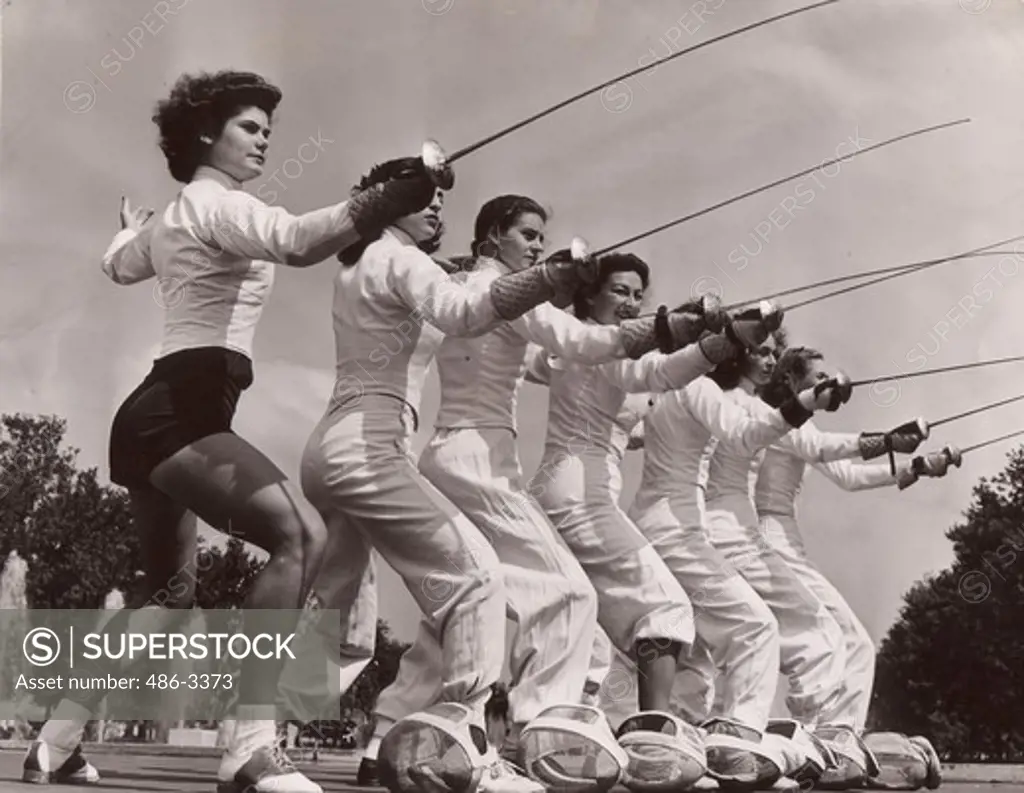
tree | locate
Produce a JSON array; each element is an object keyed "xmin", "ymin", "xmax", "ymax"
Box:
[
  {"xmin": 193, "ymin": 537, "xmax": 267, "ymax": 610},
  {"xmin": 0, "ymin": 414, "xmax": 140, "ymax": 609},
  {"xmin": 340, "ymin": 619, "xmax": 411, "ymax": 723},
  {"xmin": 871, "ymin": 447, "xmax": 1024, "ymax": 762},
  {"xmin": 0, "ymin": 413, "xmax": 273, "ymax": 721},
  {"xmin": 0, "ymin": 413, "xmax": 415, "ymax": 733},
  {"xmin": 0, "ymin": 413, "xmax": 267, "ymax": 610}
]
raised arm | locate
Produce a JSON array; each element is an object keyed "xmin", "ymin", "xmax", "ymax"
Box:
[
  {"xmin": 598, "ymin": 346, "xmax": 713, "ymax": 393},
  {"xmin": 200, "ymin": 158, "xmax": 451, "ymax": 268},
  {"xmin": 510, "ymin": 293, "xmax": 724, "ymax": 365},
  {"xmin": 684, "ymin": 377, "xmax": 805, "ymax": 455},
  {"xmin": 597, "ymin": 325, "xmax": 765, "ymax": 393},
  {"xmin": 814, "ymin": 444, "xmax": 961, "ymax": 492},
  {"xmin": 811, "ymin": 458, "xmax": 899, "ymax": 491},
  {"xmin": 773, "ymin": 414, "xmax": 929, "ymax": 466},
  {"xmin": 775, "ymin": 419, "xmax": 863, "ymax": 464},
  {"xmin": 389, "ymin": 245, "xmax": 601, "ymax": 338},
  {"xmin": 387, "ymin": 247, "xmax": 505, "ymax": 336},
  {"xmin": 202, "ymin": 191, "xmax": 363, "ymax": 268},
  {"xmin": 687, "ymin": 371, "xmax": 854, "ymax": 454},
  {"xmin": 511, "ymin": 302, "xmax": 627, "ymax": 363},
  {"xmin": 102, "ymin": 225, "xmax": 156, "ymax": 285}
]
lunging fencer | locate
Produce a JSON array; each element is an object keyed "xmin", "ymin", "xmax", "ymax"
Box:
[
  {"xmin": 625, "ymin": 326, "xmax": 856, "ymax": 789},
  {"xmin": 26, "ymin": 70, "xmax": 447, "ymax": 793},
  {"xmin": 364, "ymin": 197, "xmax": 740, "ymax": 793},
  {"xmin": 754, "ymin": 346, "xmax": 953, "ymax": 789}
]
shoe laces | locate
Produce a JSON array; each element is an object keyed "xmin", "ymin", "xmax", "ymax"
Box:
[
  {"xmin": 487, "ymin": 757, "xmax": 527, "ymax": 780},
  {"xmin": 267, "ymin": 743, "xmax": 298, "ymax": 774}
]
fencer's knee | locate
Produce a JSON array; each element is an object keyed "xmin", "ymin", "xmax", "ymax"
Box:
[
  {"xmin": 567, "ymin": 572, "xmax": 600, "ymax": 620},
  {"xmin": 296, "ymin": 500, "xmax": 328, "ymax": 563},
  {"xmin": 851, "ymin": 625, "xmax": 875, "ymax": 667},
  {"xmin": 554, "ymin": 572, "xmax": 598, "ymax": 647},
  {"xmin": 748, "ymin": 599, "xmax": 781, "ymax": 644},
  {"xmin": 271, "ymin": 497, "xmax": 328, "ymax": 568},
  {"xmin": 459, "ymin": 557, "xmax": 503, "ymax": 607},
  {"xmin": 821, "ymin": 611, "xmax": 848, "ymax": 657}
]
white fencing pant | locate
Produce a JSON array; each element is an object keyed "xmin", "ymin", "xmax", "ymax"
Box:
[
  {"xmin": 530, "ymin": 449, "xmax": 696, "ymax": 704},
  {"xmin": 705, "ymin": 500, "xmax": 846, "ymax": 725},
  {"xmin": 297, "ymin": 396, "xmax": 506, "ymax": 723},
  {"xmin": 761, "ymin": 514, "xmax": 875, "ymax": 731},
  {"xmin": 629, "ymin": 498, "xmax": 780, "ymax": 731},
  {"xmin": 584, "ymin": 627, "xmax": 615, "ymax": 707},
  {"xmin": 376, "ymin": 427, "xmax": 599, "ymax": 724}
]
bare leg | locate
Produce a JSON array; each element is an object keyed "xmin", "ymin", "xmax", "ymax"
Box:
[
  {"xmin": 130, "ymin": 486, "xmax": 197, "ymax": 608},
  {"xmin": 148, "ymin": 433, "xmax": 327, "ymax": 793},
  {"xmin": 25, "ymin": 492, "xmax": 199, "ymax": 784},
  {"xmin": 635, "ymin": 638, "xmax": 683, "ymax": 713},
  {"xmin": 150, "ymin": 433, "xmax": 327, "ymax": 611}
]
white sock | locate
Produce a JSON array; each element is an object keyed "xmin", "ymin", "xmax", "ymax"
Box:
[
  {"xmin": 219, "ymin": 718, "xmax": 279, "ymax": 781},
  {"xmin": 217, "ymin": 720, "xmax": 237, "ymax": 749},
  {"xmin": 38, "ymin": 700, "xmax": 92, "ymax": 751},
  {"xmin": 228, "ymin": 718, "xmax": 276, "ymax": 757},
  {"xmin": 235, "ymin": 704, "xmax": 279, "ymax": 721},
  {"xmin": 364, "ymin": 715, "xmax": 396, "ymax": 760}
]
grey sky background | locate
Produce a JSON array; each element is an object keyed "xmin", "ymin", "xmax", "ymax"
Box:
[{"xmin": 3, "ymin": 0, "xmax": 1024, "ymax": 710}]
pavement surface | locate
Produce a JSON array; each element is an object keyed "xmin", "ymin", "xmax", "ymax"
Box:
[
  {"xmin": 0, "ymin": 750, "xmax": 367, "ymax": 791},
  {"xmin": 2, "ymin": 752, "xmax": 1024, "ymax": 793}
]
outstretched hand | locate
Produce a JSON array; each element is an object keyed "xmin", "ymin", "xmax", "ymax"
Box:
[{"xmin": 120, "ymin": 196, "xmax": 155, "ymax": 232}]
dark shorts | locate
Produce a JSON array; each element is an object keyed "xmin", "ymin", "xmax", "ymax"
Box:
[{"xmin": 109, "ymin": 346, "xmax": 254, "ymax": 489}]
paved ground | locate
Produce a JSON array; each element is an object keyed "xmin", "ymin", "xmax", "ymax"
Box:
[
  {"xmin": 0, "ymin": 751, "xmax": 367, "ymax": 792},
  {"xmin": 2, "ymin": 752, "xmax": 1024, "ymax": 792}
]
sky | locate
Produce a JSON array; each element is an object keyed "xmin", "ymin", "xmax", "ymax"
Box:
[{"xmin": 3, "ymin": 0, "xmax": 1024, "ymax": 711}]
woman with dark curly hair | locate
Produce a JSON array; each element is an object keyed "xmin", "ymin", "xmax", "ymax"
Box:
[{"xmin": 23, "ymin": 70, "xmax": 448, "ymax": 793}]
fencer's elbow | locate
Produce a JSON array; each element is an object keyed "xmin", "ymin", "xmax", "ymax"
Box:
[{"xmin": 101, "ymin": 262, "xmax": 133, "ymax": 285}]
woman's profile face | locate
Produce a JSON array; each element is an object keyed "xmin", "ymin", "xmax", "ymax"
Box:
[
  {"xmin": 205, "ymin": 106, "xmax": 271, "ymax": 182},
  {"xmin": 491, "ymin": 211, "xmax": 546, "ymax": 271}
]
